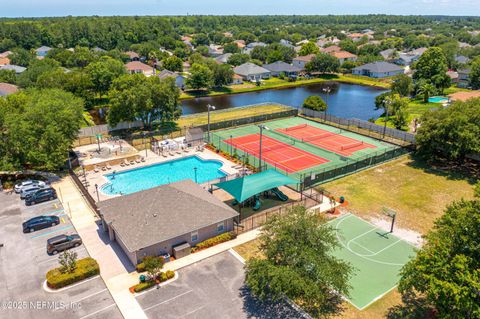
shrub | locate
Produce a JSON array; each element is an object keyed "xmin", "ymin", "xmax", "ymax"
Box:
[
  {"xmin": 192, "ymin": 231, "xmax": 237, "ymax": 252},
  {"xmin": 133, "ymin": 280, "xmax": 155, "ymax": 293},
  {"xmin": 46, "ymin": 257, "xmax": 99, "ymax": 289},
  {"xmin": 166, "ymin": 270, "xmax": 175, "ymax": 279},
  {"xmin": 136, "ymin": 262, "xmax": 146, "ymax": 273},
  {"xmin": 159, "ymin": 272, "xmax": 168, "ymax": 282}
]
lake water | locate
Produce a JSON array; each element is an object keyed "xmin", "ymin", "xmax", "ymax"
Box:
[{"xmin": 181, "ymin": 82, "xmax": 388, "ymax": 120}]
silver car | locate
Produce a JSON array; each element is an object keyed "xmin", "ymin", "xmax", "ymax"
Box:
[
  {"xmin": 20, "ymin": 185, "xmax": 46, "ymax": 199},
  {"xmin": 14, "ymin": 180, "xmax": 47, "ymax": 193}
]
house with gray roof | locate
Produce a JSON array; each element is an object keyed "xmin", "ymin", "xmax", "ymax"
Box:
[
  {"xmin": 242, "ymin": 42, "xmax": 267, "ymax": 55},
  {"xmin": 215, "ymin": 53, "xmax": 233, "ymax": 64},
  {"xmin": 352, "ymin": 62, "xmax": 404, "ymax": 78},
  {"xmin": 98, "ymin": 179, "xmax": 238, "ymax": 265},
  {"xmin": 233, "ymin": 62, "xmax": 271, "ymax": 81},
  {"xmin": 0, "ymin": 64, "xmax": 26, "ymax": 74},
  {"xmin": 263, "ymin": 61, "xmax": 302, "ymax": 77},
  {"xmin": 35, "ymin": 46, "xmax": 52, "ymax": 57},
  {"xmin": 157, "ymin": 69, "xmax": 186, "ymax": 89},
  {"xmin": 455, "ymin": 55, "xmax": 470, "ymax": 65}
]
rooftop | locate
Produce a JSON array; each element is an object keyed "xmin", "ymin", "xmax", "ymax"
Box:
[
  {"xmin": 0, "ymin": 83, "xmax": 19, "ymax": 96},
  {"xmin": 262, "ymin": 61, "xmax": 302, "ymax": 73},
  {"xmin": 293, "ymin": 54, "xmax": 316, "ymax": 62},
  {"xmin": 98, "ymin": 179, "xmax": 239, "ymax": 252},
  {"xmin": 321, "ymin": 45, "xmax": 341, "ymax": 53},
  {"xmin": 330, "ymin": 51, "xmax": 357, "ymax": 59},
  {"xmin": 125, "ymin": 51, "xmax": 139, "ymax": 59},
  {"xmin": 125, "ymin": 61, "xmax": 152, "ymax": 72},
  {"xmin": 234, "ymin": 62, "xmax": 270, "ymax": 76},
  {"xmin": 353, "ymin": 61, "xmax": 403, "ymax": 73}
]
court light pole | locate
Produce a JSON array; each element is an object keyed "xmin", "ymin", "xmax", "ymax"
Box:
[
  {"xmin": 322, "ymin": 87, "xmax": 331, "ymax": 121},
  {"xmin": 257, "ymin": 124, "xmax": 269, "ymax": 172},
  {"xmin": 206, "ymin": 104, "xmax": 216, "ymax": 144},
  {"xmin": 383, "ymin": 99, "xmax": 392, "ymax": 139}
]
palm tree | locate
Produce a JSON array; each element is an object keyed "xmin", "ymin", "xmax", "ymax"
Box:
[{"xmin": 417, "ymin": 82, "xmax": 436, "ymax": 103}]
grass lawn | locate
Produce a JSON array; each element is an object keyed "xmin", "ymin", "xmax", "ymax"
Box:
[{"xmin": 321, "ymin": 155, "xmax": 476, "ymax": 234}]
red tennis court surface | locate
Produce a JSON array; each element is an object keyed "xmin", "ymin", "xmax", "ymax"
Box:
[
  {"xmin": 224, "ymin": 134, "xmax": 329, "ymax": 173},
  {"xmin": 276, "ymin": 124, "xmax": 377, "ymax": 156}
]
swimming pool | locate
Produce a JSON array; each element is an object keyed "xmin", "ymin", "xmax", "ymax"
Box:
[
  {"xmin": 100, "ymin": 156, "xmax": 227, "ymax": 196},
  {"xmin": 428, "ymin": 96, "xmax": 449, "ymax": 103}
]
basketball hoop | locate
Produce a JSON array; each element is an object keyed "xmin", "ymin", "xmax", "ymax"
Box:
[{"xmin": 382, "ymin": 207, "xmax": 397, "ymax": 233}]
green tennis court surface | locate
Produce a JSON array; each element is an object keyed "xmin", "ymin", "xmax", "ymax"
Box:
[{"xmin": 329, "ymin": 213, "xmax": 417, "ymax": 310}]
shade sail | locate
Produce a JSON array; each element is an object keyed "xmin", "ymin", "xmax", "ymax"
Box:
[{"xmin": 214, "ymin": 169, "xmax": 298, "ymax": 203}]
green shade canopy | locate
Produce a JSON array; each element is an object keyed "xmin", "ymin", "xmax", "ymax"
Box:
[{"xmin": 214, "ymin": 169, "xmax": 298, "ymax": 203}]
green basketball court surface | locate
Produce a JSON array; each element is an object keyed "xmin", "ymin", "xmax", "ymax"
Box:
[{"xmin": 329, "ymin": 213, "xmax": 417, "ymax": 310}]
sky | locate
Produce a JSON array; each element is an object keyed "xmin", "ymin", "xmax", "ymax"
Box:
[{"xmin": 2, "ymin": 0, "xmax": 480, "ymax": 18}]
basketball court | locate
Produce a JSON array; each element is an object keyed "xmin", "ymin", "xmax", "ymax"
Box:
[
  {"xmin": 328, "ymin": 213, "xmax": 417, "ymax": 310},
  {"xmin": 225, "ymin": 133, "xmax": 329, "ymax": 173},
  {"xmin": 277, "ymin": 124, "xmax": 376, "ymax": 156}
]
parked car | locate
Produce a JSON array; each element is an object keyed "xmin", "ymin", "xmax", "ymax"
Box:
[
  {"xmin": 47, "ymin": 234, "xmax": 82, "ymax": 255},
  {"xmin": 25, "ymin": 188, "xmax": 57, "ymax": 206},
  {"xmin": 22, "ymin": 215, "xmax": 60, "ymax": 233},
  {"xmin": 14, "ymin": 180, "xmax": 47, "ymax": 193},
  {"xmin": 20, "ymin": 185, "xmax": 47, "ymax": 199}
]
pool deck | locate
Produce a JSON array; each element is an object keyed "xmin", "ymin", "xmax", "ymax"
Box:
[{"xmin": 83, "ymin": 147, "xmax": 240, "ymax": 202}]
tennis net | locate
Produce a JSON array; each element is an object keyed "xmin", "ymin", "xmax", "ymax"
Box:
[
  {"xmin": 340, "ymin": 141, "xmax": 364, "ymax": 151},
  {"xmin": 301, "ymin": 129, "xmax": 342, "ymax": 142},
  {"xmin": 285, "ymin": 124, "xmax": 308, "ymax": 131}
]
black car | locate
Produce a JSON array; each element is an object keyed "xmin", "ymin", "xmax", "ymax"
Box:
[
  {"xmin": 25, "ymin": 188, "xmax": 57, "ymax": 206},
  {"xmin": 47, "ymin": 234, "xmax": 82, "ymax": 255},
  {"xmin": 23, "ymin": 215, "xmax": 60, "ymax": 233}
]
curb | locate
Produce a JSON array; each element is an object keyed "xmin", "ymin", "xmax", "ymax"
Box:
[{"xmin": 43, "ymin": 275, "xmax": 100, "ymax": 293}]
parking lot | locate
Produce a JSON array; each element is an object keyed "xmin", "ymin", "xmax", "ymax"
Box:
[
  {"xmin": 0, "ymin": 191, "xmax": 123, "ymax": 319},
  {"xmin": 136, "ymin": 251, "xmax": 307, "ymax": 319}
]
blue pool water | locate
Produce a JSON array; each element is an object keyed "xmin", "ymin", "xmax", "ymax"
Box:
[
  {"xmin": 100, "ymin": 156, "xmax": 226, "ymax": 196},
  {"xmin": 428, "ymin": 96, "xmax": 449, "ymax": 103}
]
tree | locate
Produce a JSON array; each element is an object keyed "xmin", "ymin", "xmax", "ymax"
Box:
[
  {"xmin": 413, "ymin": 47, "xmax": 450, "ymax": 91},
  {"xmin": 227, "ymin": 53, "xmax": 249, "ymax": 66},
  {"xmin": 303, "ymin": 95, "xmax": 326, "ymax": 111},
  {"xmin": 0, "ymin": 69, "xmax": 16, "ymax": 84},
  {"xmin": 474, "ymin": 182, "xmax": 480, "ymax": 198},
  {"xmin": 58, "ymin": 250, "xmax": 78, "ymax": 274},
  {"xmin": 386, "ymin": 94, "xmax": 409, "ymax": 129},
  {"xmin": 212, "ymin": 63, "xmax": 233, "ymax": 87},
  {"xmin": 9, "ymin": 48, "xmax": 35, "ymax": 67},
  {"xmin": 299, "ymin": 41, "xmax": 319, "ymax": 56},
  {"xmin": 245, "ymin": 206, "xmax": 352, "ymax": 317},
  {"xmin": 339, "ymin": 39, "xmax": 357, "ymax": 53},
  {"xmin": 391, "ymin": 74, "xmax": 413, "ymax": 97},
  {"xmin": 143, "ymin": 256, "xmax": 164, "ymax": 281},
  {"xmin": 223, "ymin": 42, "xmax": 240, "ymax": 54},
  {"xmin": 162, "ymin": 55, "xmax": 183, "ymax": 72},
  {"xmin": 186, "ymin": 63, "xmax": 213, "ymax": 90},
  {"xmin": 417, "ymin": 82, "xmax": 437, "ymax": 103},
  {"xmin": 17, "ymin": 58, "xmax": 61, "ymax": 88},
  {"xmin": 415, "ymin": 98, "xmax": 480, "ymax": 162},
  {"xmin": 108, "ymin": 74, "xmax": 181, "ymax": 129},
  {"xmin": 0, "ymin": 89, "xmax": 83, "ymax": 170},
  {"xmin": 305, "ymin": 53, "xmax": 340, "ymax": 73},
  {"xmin": 469, "ymin": 56, "xmax": 480, "ymax": 89},
  {"xmin": 85, "ymin": 56, "xmax": 125, "ymax": 96},
  {"xmin": 398, "ymin": 199, "xmax": 480, "ymax": 318}
]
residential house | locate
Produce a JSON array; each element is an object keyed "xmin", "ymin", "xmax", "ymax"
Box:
[
  {"xmin": 279, "ymin": 39, "xmax": 294, "ymax": 49},
  {"xmin": 125, "ymin": 51, "xmax": 140, "ymax": 61},
  {"xmin": 233, "ymin": 62, "xmax": 271, "ymax": 81},
  {"xmin": 0, "ymin": 83, "xmax": 19, "ymax": 96},
  {"xmin": 242, "ymin": 42, "xmax": 267, "ymax": 55},
  {"xmin": 352, "ymin": 61, "xmax": 404, "ymax": 78},
  {"xmin": 458, "ymin": 42, "xmax": 472, "ymax": 49},
  {"xmin": 233, "ymin": 40, "xmax": 246, "ymax": 49},
  {"xmin": 0, "ymin": 57, "xmax": 10, "ymax": 66},
  {"xmin": 223, "ymin": 32, "xmax": 233, "ymax": 38},
  {"xmin": 93, "ymin": 47, "xmax": 106, "ymax": 53},
  {"xmin": 35, "ymin": 46, "xmax": 52, "ymax": 57},
  {"xmin": 262, "ymin": 61, "xmax": 302, "ymax": 77},
  {"xmin": 0, "ymin": 51, "xmax": 12, "ymax": 58},
  {"xmin": 455, "ymin": 55, "xmax": 470, "ymax": 65},
  {"xmin": 125, "ymin": 61, "xmax": 155, "ymax": 76},
  {"xmin": 292, "ymin": 54, "xmax": 315, "ymax": 70},
  {"xmin": 296, "ymin": 40, "xmax": 310, "ymax": 46},
  {"xmin": 215, "ymin": 53, "xmax": 233, "ymax": 64},
  {"xmin": 98, "ymin": 180, "xmax": 239, "ymax": 265},
  {"xmin": 182, "ymin": 36, "xmax": 194, "ymax": 49},
  {"xmin": 330, "ymin": 51, "xmax": 358, "ymax": 64},
  {"xmin": 231, "ymin": 74, "xmax": 243, "ymax": 85},
  {"xmin": 379, "ymin": 49, "xmax": 397, "ymax": 61},
  {"xmin": 446, "ymin": 70, "xmax": 459, "ymax": 84},
  {"xmin": 208, "ymin": 44, "xmax": 224, "ymax": 57},
  {"xmin": 321, "ymin": 45, "xmax": 341, "ymax": 54},
  {"xmin": 157, "ymin": 70, "xmax": 186, "ymax": 89},
  {"xmin": 457, "ymin": 68, "xmax": 471, "ymax": 88},
  {"xmin": 348, "ymin": 33, "xmax": 367, "ymax": 42},
  {"xmin": 0, "ymin": 64, "xmax": 26, "ymax": 74}
]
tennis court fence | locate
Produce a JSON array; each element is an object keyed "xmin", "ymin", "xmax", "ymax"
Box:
[
  {"xmin": 209, "ymin": 131, "xmax": 410, "ymax": 191},
  {"xmin": 301, "ymin": 108, "xmax": 416, "ymax": 146}
]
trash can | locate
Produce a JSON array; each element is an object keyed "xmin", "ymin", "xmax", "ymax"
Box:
[
  {"xmin": 139, "ymin": 274, "xmax": 146, "ymax": 283},
  {"xmin": 339, "ymin": 196, "xmax": 345, "ymax": 204}
]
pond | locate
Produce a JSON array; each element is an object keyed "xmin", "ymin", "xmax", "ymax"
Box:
[{"xmin": 181, "ymin": 82, "xmax": 388, "ymax": 121}]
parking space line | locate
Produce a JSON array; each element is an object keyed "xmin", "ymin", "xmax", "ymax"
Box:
[
  {"xmin": 79, "ymin": 303, "xmax": 116, "ymax": 319},
  {"xmin": 44, "ymin": 209, "xmax": 64, "ymax": 215},
  {"xmin": 73, "ymin": 288, "xmax": 108, "ymax": 304},
  {"xmin": 143, "ymin": 290, "xmax": 193, "ymax": 312},
  {"xmin": 29, "ymin": 225, "xmax": 73, "ymax": 239},
  {"xmin": 182, "ymin": 305, "xmax": 205, "ymax": 317}
]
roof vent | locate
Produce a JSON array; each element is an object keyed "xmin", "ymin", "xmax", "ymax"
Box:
[{"xmin": 153, "ymin": 213, "xmax": 158, "ymax": 217}]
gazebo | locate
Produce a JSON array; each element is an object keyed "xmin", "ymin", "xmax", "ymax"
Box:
[{"xmin": 213, "ymin": 169, "xmax": 298, "ymax": 219}]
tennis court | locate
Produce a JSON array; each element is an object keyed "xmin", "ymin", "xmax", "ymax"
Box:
[
  {"xmin": 329, "ymin": 213, "xmax": 417, "ymax": 310},
  {"xmin": 277, "ymin": 124, "xmax": 376, "ymax": 156},
  {"xmin": 225, "ymin": 133, "xmax": 329, "ymax": 173}
]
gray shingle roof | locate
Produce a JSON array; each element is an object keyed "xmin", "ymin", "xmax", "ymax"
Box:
[
  {"xmin": 234, "ymin": 63, "xmax": 271, "ymax": 76},
  {"xmin": 262, "ymin": 61, "xmax": 302, "ymax": 73},
  {"xmin": 35, "ymin": 46, "xmax": 52, "ymax": 52},
  {"xmin": 0, "ymin": 64, "xmax": 26, "ymax": 73},
  {"xmin": 353, "ymin": 61, "xmax": 403, "ymax": 73},
  {"xmin": 215, "ymin": 53, "xmax": 233, "ymax": 64},
  {"xmin": 98, "ymin": 179, "xmax": 238, "ymax": 252}
]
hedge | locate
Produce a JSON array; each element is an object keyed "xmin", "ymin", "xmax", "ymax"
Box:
[
  {"xmin": 46, "ymin": 257, "xmax": 100, "ymax": 289},
  {"xmin": 136, "ymin": 262, "xmax": 146, "ymax": 273},
  {"xmin": 192, "ymin": 231, "xmax": 237, "ymax": 253},
  {"xmin": 133, "ymin": 280, "xmax": 155, "ymax": 292},
  {"xmin": 131, "ymin": 270, "xmax": 176, "ymax": 293}
]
